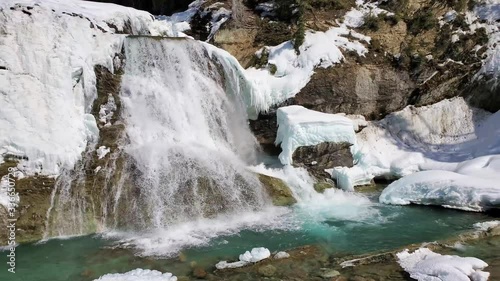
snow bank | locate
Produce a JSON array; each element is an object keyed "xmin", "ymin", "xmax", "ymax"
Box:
[
  {"xmin": 275, "ymin": 106, "xmax": 358, "ymax": 165},
  {"xmin": 0, "ymin": 0, "xmax": 171, "ymax": 175},
  {"xmin": 93, "ymin": 269, "xmax": 177, "ymax": 281},
  {"xmin": 215, "ymin": 247, "xmax": 271, "ymax": 269},
  {"xmin": 397, "ymin": 248, "xmax": 490, "ymax": 281},
  {"xmin": 333, "ymin": 97, "xmax": 498, "ymax": 191},
  {"xmin": 379, "ymin": 168, "xmax": 500, "ymax": 212}
]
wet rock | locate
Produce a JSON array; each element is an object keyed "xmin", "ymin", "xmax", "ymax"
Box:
[
  {"xmin": 319, "ymin": 268, "xmax": 340, "ymax": 279},
  {"xmin": 258, "ymin": 174, "xmax": 297, "ymax": 206},
  {"xmin": 292, "ymin": 142, "xmax": 353, "ymax": 181},
  {"xmin": 258, "ymin": 264, "xmax": 277, "ymax": 277},
  {"xmin": 314, "ymin": 181, "xmax": 335, "ymax": 193}
]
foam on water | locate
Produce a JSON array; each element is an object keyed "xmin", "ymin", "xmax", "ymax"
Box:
[{"xmin": 102, "ymin": 206, "xmax": 294, "ymax": 257}]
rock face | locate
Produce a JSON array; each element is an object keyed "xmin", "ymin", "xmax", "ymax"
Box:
[
  {"xmin": 292, "ymin": 142, "xmax": 353, "ymax": 180},
  {"xmin": 257, "ymin": 174, "xmax": 297, "ymax": 206},
  {"xmin": 293, "ymin": 63, "xmax": 415, "ymax": 120}
]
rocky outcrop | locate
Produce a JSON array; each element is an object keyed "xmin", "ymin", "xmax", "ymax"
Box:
[
  {"xmin": 258, "ymin": 174, "xmax": 297, "ymax": 206},
  {"xmin": 293, "ymin": 61, "xmax": 415, "ymax": 120},
  {"xmin": 292, "ymin": 142, "xmax": 353, "ymax": 180},
  {"xmin": 0, "ymin": 161, "xmax": 55, "ymax": 245}
]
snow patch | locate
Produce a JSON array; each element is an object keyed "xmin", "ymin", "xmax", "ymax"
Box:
[
  {"xmin": 397, "ymin": 248, "xmax": 490, "ymax": 281},
  {"xmin": 344, "ymin": 0, "xmax": 393, "ymax": 28}
]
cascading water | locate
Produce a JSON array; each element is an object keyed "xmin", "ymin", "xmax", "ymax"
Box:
[
  {"xmin": 45, "ymin": 36, "xmax": 275, "ymax": 242},
  {"xmin": 114, "ymin": 36, "xmax": 271, "ymax": 230}
]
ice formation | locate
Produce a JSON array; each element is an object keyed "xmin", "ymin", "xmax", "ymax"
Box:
[
  {"xmin": 397, "ymin": 248, "xmax": 490, "ymax": 281},
  {"xmin": 0, "ymin": 0, "xmax": 172, "ymax": 175},
  {"xmin": 216, "ymin": 247, "xmax": 271, "ymax": 269},
  {"xmin": 93, "ymin": 269, "xmax": 177, "ymax": 281},
  {"xmin": 275, "ymin": 106, "xmax": 358, "ymax": 165},
  {"xmin": 332, "ymin": 97, "xmax": 500, "ymax": 191}
]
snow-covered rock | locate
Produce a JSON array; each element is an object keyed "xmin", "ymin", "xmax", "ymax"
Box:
[
  {"xmin": 0, "ymin": 0, "xmax": 172, "ymax": 176},
  {"xmin": 93, "ymin": 268, "xmax": 177, "ymax": 281},
  {"xmin": 244, "ymin": 27, "xmax": 368, "ymax": 115},
  {"xmin": 332, "ymin": 97, "xmax": 499, "ymax": 191},
  {"xmin": 397, "ymin": 248, "xmax": 490, "ymax": 281},
  {"xmin": 215, "ymin": 247, "xmax": 271, "ymax": 269},
  {"xmin": 275, "ymin": 106, "xmax": 358, "ymax": 165}
]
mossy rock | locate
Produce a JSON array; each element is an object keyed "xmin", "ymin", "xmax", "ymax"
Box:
[{"xmin": 258, "ymin": 174, "xmax": 297, "ymax": 206}]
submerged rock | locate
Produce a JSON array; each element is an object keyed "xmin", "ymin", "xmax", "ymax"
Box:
[
  {"xmin": 258, "ymin": 174, "xmax": 297, "ymax": 206},
  {"xmin": 319, "ymin": 268, "xmax": 340, "ymax": 278},
  {"xmin": 258, "ymin": 264, "xmax": 277, "ymax": 277}
]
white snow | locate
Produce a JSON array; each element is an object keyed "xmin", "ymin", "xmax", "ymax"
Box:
[
  {"xmin": 0, "ymin": 0, "xmax": 171, "ymax": 175},
  {"xmin": 397, "ymin": 248, "xmax": 490, "ymax": 281},
  {"xmin": 93, "ymin": 269, "xmax": 177, "ymax": 281},
  {"xmin": 275, "ymin": 106, "xmax": 358, "ymax": 165},
  {"xmin": 96, "ymin": 146, "xmax": 110, "ymax": 160},
  {"xmin": 333, "ymin": 97, "xmax": 499, "ymax": 191},
  {"xmin": 216, "ymin": 247, "xmax": 271, "ymax": 269}
]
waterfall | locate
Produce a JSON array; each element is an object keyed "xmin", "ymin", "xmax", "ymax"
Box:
[{"xmin": 45, "ymin": 36, "xmax": 272, "ymax": 238}]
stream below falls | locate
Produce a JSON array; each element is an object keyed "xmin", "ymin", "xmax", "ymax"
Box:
[{"xmin": 1, "ymin": 186, "xmax": 497, "ymax": 281}]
